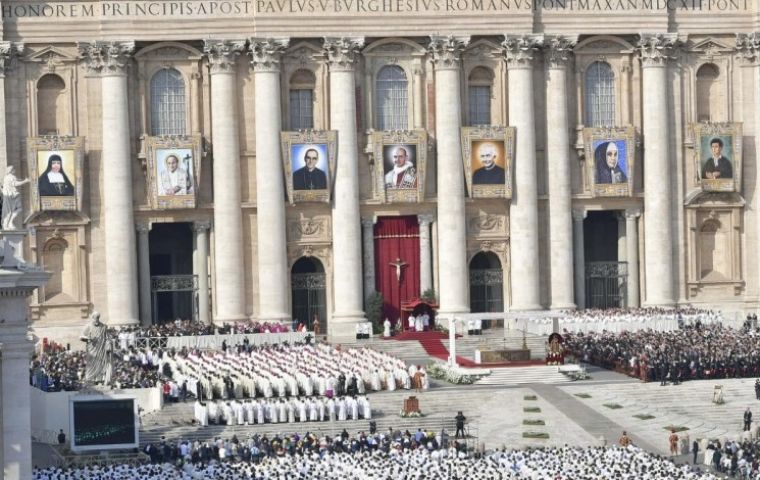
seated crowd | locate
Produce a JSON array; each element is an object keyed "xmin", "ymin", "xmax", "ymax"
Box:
[
  {"xmin": 33, "ymin": 442, "xmax": 720, "ymax": 479},
  {"xmin": 703, "ymin": 437, "xmax": 760, "ymax": 478},
  {"xmin": 564, "ymin": 323, "xmax": 760, "ymax": 383},
  {"xmin": 111, "ymin": 320, "xmax": 292, "ymax": 346},
  {"xmin": 193, "ymin": 395, "xmax": 371, "ymax": 426}
]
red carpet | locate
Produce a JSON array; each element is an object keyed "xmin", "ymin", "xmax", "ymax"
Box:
[{"xmin": 387, "ymin": 330, "xmax": 546, "ymax": 369}]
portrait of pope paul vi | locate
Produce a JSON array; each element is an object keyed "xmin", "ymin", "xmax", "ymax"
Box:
[
  {"xmin": 157, "ymin": 149, "xmax": 193, "ymax": 196},
  {"xmin": 384, "ymin": 145, "xmax": 417, "ymax": 189}
]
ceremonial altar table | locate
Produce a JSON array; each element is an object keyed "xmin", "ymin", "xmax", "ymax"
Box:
[
  {"xmin": 475, "ymin": 348, "xmax": 530, "ymax": 364},
  {"xmin": 165, "ymin": 332, "xmax": 308, "ymax": 349}
]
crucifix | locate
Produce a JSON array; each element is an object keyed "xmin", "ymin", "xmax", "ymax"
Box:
[{"xmin": 389, "ymin": 257, "xmax": 408, "ymax": 282}]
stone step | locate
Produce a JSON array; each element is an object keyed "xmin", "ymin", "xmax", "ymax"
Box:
[{"xmin": 475, "ymin": 365, "xmax": 573, "ymax": 385}]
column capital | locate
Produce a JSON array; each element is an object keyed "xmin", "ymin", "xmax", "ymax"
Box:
[
  {"xmin": 322, "ymin": 37, "xmax": 364, "ymax": 72},
  {"xmin": 736, "ymin": 32, "xmax": 760, "ymax": 66},
  {"xmin": 78, "ymin": 41, "xmax": 135, "ymax": 76},
  {"xmin": 193, "ymin": 221, "xmax": 211, "ymax": 232},
  {"xmin": 625, "ymin": 208, "xmax": 642, "ymax": 219},
  {"xmin": 637, "ymin": 33, "xmax": 680, "ymax": 68},
  {"xmin": 418, "ymin": 214, "xmax": 435, "ymax": 226},
  {"xmin": 501, "ymin": 34, "xmax": 544, "ymax": 69},
  {"xmin": 428, "ymin": 35, "xmax": 470, "ymax": 70},
  {"xmin": 544, "ymin": 35, "xmax": 578, "ymax": 69},
  {"xmin": 249, "ymin": 38, "xmax": 289, "ymax": 73},
  {"xmin": 0, "ymin": 42, "xmax": 23, "ymax": 78},
  {"xmin": 135, "ymin": 222, "xmax": 151, "ymax": 234},
  {"xmin": 572, "ymin": 209, "xmax": 587, "ymax": 222},
  {"xmin": 203, "ymin": 39, "xmax": 246, "ymax": 74},
  {"xmin": 361, "ymin": 216, "xmax": 376, "ymax": 228}
]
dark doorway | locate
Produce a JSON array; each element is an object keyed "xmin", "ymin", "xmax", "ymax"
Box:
[
  {"xmin": 583, "ymin": 211, "xmax": 627, "ymax": 309},
  {"xmin": 291, "ymin": 257, "xmax": 327, "ymax": 332},
  {"xmin": 469, "ymin": 251, "xmax": 504, "ymax": 313},
  {"xmin": 149, "ymin": 222, "xmax": 195, "ymax": 324}
]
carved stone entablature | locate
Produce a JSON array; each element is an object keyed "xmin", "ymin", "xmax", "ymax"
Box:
[
  {"xmin": 428, "ymin": 35, "xmax": 470, "ymax": 70},
  {"xmin": 287, "ymin": 216, "xmax": 330, "ymax": 241},
  {"xmin": 287, "ymin": 243, "xmax": 332, "ymax": 268},
  {"xmin": 687, "ymin": 37, "xmax": 735, "ymax": 61},
  {"xmin": 501, "ymin": 34, "xmax": 544, "ymax": 69},
  {"xmin": 467, "ymin": 214, "xmax": 508, "ymax": 237},
  {"xmin": 202, "ymin": 39, "xmax": 245, "ymax": 74},
  {"xmin": 736, "ymin": 32, "xmax": 760, "ymax": 65},
  {"xmin": 684, "ymin": 189, "xmax": 745, "ymax": 208},
  {"xmin": 24, "ymin": 46, "xmax": 79, "ymax": 74},
  {"xmin": 78, "ymin": 41, "xmax": 135, "ymax": 75},
  {"xmin": 544, "ymin": 35, "xmax": 578, "ymax": 69},
  {"xmin": 249, "ymin": 38, "xmax": 290, "ymax": 72},
  {"xmin": 466, "ymin": 238, "xmax": 509, "ymax": 266},
  {"xmin": 323, "ymin": 37, "xmax": 364, "ymax": 71},
  {"xmin": 637, "ymin": 33, "xmax": 681, "ymax": 67}
]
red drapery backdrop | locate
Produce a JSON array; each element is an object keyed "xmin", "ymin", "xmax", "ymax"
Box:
[{"xmin": 374, "ymin": 216, "xmax": 420, "ymax": 326}]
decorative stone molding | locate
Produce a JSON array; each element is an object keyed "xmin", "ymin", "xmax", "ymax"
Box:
[
  {"xmin": 288, "ymin": 244, "xmax": 332, "ymax": 268},
  {"xmin": 193, "ymin": 221, "xmax": 211, "ymax": 232},
  {"xmin": 0, "ymin": 42, "xmax": 23, "ymax": 77},
  {"xmin": 361, "ymin": 217, "xmax": 376, "ymax": 228},
  {"xmin": 624, "ymin": 208, "xmax": 642, "ymax": 219},
  {"xmin": 249, "ymin": 38, "xmax": 289, "ymax": 72},
  {"xmin": 736, "ymin": 32, "xmax": 760, "ymax": 65},
  {"xmin": 322, "ymin": 37, "xmax": 364, "ymax": 71},
  {"xmin": 468, "ymin": 214, "xmax": 503, "ymax": 234},
  {"xmin": 135, "ymin": 222, "xmax": 151, "ymax": 234},
  {"xmin": 571, "ymin": 209, "xmax": 588, "ymax": 222},
  {"xmin": 544, "ymin": 35, "xmax": 578, "ymax": 69},
  {"xmin": 427, "ymin": 35, "xmax": 470, "ymax": 70},
  {"xmin": 501, "ymin": 34, "xmax": 544, "ymax": 69},
  {"xmin": 78, "ymin": 41, "xmax": 135, "ymax": 75},
  {"xmin": 288, "ymin": 217, "xmax": 328, "ymax": 240},
  {"xmin": 418, "ymin": 214, "xmax": 434, "ymax": 226},
  {"xmin": 203, "ymin": 39, "xmax": 245, "ymax": 74},
  {"xmin": 637, "ymin": 33, "xmax": 680, "ymax": 68}
]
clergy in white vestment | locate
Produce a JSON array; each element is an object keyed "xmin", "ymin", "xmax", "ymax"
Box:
[
  {"xmin": 298, "ymin": 399, "xmax": 308, "ymax": 422},
  {"xmin": 233, "ymin": 400, "xmax": 245, "ymax": 425},
  {"xmin": 327, "ymin": 398, "xmax": 337, "ymax": 421},
  {"xmin": 386, "ymin": 371, "xmax": 396, "ymax": 391},
  {"xmin": 337, "ymin": 398, "xmax": 347, "ymax": 421},
  {"xmin": 318, "ymin": 399, "xmax": 326, "ymax": 421},
  {"xmin": 195, "ymin": 401, "xmax": 208, "ymax": 426},
  {"xmin": 422, "ymin": 313, "xmax": 430, "ymax": 330},
  {"xmin": 244, "ymin": 401, "xmax": 255, "ymax": 425},
  {"xmin": 278, "ymin": 400, "xmax": 288, "ymax": 423},
  {"xmin": 309, "ymin": 399, "xmax": 318, "ymax": 421},
  {"xmin": 207, "ymin": 401, "xmax": 219, "ymax": 424},
  {"xmin": 349, "ymin": 397, "xmax": 359, "ymax": 420},
  {"xmin": 383, "ymin": 318, "xmax": 392, "ymax": 338},
  {"xmin": 287, "ymin": 401, "xmax": 295, "ymax": 423},
  {"xmin": 268, "ymin": 401, "xmax": 278, "ymax": 424},
  {"xmin": 408, "ymin": 315, "xmax": 415, "ymax": 331},
  {"xmin": 370, "ymin": 370, "xmax": 382, "ymax": 391},
  {"xmin": 256, "ymin": 401, "xmax": 265, "ymax": 424},
  {"xmin": 415, "ymin": 316, "xmax": 424, "ymax": 332},
  {"xmin": 361, "ymin": 396, "xmax": 372, "ymax": 419}
]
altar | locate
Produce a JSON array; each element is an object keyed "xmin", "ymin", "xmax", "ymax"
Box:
[{"xmin": 475, "ymin": 348, "xmax": 531, "ymax": 364}]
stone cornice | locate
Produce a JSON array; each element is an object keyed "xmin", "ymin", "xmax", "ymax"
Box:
[
  {"xmin": 637, "ymin": 33, "xmax": 680, "ymax": 68},
  {"xmin": 203, "ymin": 39, "xmax": 245, "ymax": 74},
  {"xmin": 501, "ymin": 34, "xmax": 544, "ymax": 69},
  {"xmin": 428, "ymin": 35, "xmax": 470, "ymax": 70},
  {"xmin": 249, "ymin": 38, "xmax": 289, "ymax": 73},
  {"xmin": 78, "ymin": 41, "xmax": 135, "ymax": 76},
  {"xmin": 544, "ymin": 35, "xmax": 578, "ymax": 69},
  {"xmin": 322, "ymin": 37, "xmax": 364, "ymax": 72},
  {"xmin": 0, "ymin": 42, "xmax": 23, "ymax": 78},
  {"xmin": 736, "ymin": 32, "xmax": 760, "ymax": 66}
]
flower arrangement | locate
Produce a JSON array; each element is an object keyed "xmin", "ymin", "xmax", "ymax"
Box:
[
  {"xmin": 399, "ymin": 410, "xmax": 424, "ymax": 418},
  {"xmin": 426, "ymin": 361, "xmax": 489, "ymax": 385}
]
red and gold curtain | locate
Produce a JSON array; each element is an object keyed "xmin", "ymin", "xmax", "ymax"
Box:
[{"xmin": 374, "ymin": 216, "xmax": 420, "ymax": 326}]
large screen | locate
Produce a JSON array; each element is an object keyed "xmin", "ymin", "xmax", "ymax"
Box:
[{"xmin": 71, "ymin": 398, "xmax": 138, "ymax": 451}]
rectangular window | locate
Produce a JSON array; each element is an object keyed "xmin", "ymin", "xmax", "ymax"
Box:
[
  {"xmin": 468, "ymin": 85, "xmax": 491, "ymax": 126},
  {"xmin": 289, "ymin": 89, "xmax": 314, "ymax": 130}
]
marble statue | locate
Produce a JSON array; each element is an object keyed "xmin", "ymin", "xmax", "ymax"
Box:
[
  {"xmin": 1, "ymin": 166, "xmax": 30, "ymax": 230},
  {"xmin": 80, "ymin": 311, "xmax": 112, "ymax": 384}
]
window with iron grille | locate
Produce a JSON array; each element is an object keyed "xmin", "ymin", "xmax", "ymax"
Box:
[
  {"xmin": 289, "ymin": 89, "xmax": 314, "ymax": 130},
  {"xmin": 585, "ymin": 61, "xmax": 615, "ymax": 127},
  {"xmin": 150, "ymin": 69, "xmax": 186, "ymax": 136},
  {"xmin": 376, "ymin": 65, "xmax": 408, "ymax": 130}
]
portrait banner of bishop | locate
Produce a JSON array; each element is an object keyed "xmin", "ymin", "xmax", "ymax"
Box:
[
  {"xmin": 281, "ymin": 130, "xmax": 338, "ymax": 204},
  {"xmin": 27, "ymin": 136, "xmax": 85, "ymax": 213},
  {"xmin": 692, "ymin": 122, "xmax": 742, "ymax": 193},
  {"xmin": 460, "ymin": 126, "xmax": 515, "ymax": 199},
  {"xmin": 146, "ymin": 135, "xmax": 202, "ymax": 210},
  {"xmin": 583, "ymin": 126, "xmax": 636, "ymax": 198},
  {"xmin": 371, "ymin": 130, "xmax": 427, "ymax": 204}
]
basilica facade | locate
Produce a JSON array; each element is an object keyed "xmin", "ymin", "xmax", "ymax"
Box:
[{"xmin": 2, "ymin": 0, "xmax": 758, "ymax": 341}]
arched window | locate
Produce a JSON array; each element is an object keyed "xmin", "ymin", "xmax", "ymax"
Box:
[
  {"xmin": 289, "ymin": 69, "xmax": 316, "ymax": 130},
  {"xmin": 696, "ymin": 63, "xmax": 721, "ymax": 122},
  {"xmin": 468, "ymin": 66, "xmax": 493, "ymax": 126},
  {"xmin": 37, "ymin": 74, "xmax": 67, "ymax": 135},
  {"xmin": 376, "ymin": 65, "xmax": 408, "ymax": 130},
  {"xmin": 150, "ymin": 68, "xmax": 186, "ymax": 135},
  {"xmin": 469, "ymin": 251, "xmax": 503, "ymax": 313},
  {"xmin": 585, "ymin": 61, "xmax": 615, "ymax": 127}
]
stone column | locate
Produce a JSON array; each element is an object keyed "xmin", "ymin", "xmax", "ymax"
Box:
[
  {"xmin": 428, "ymin": 35, "xmax": 470, "ymax": 316},
  {"xmin": 136, "ymin": 223, "xmax": 151, "ymax": 326},
  {"xmin": 0, "ymin": 252, "xmax": 49, "ymax": 480},
  {"xmin": 418, "ymin": 214, "xmax": 434, "ymax": 295},
  {"xmin": 638, "ymin": 34, "xmax": 678, "ymax": 307},
  {"xmin": 572, "ymin": 209, "xmax": 586, "ymax": 309},
  {"xmin": 323, "ymin": 38, "xmax": 366, "ymax": 336},
  {"xmin": 625, "ymin": 209, "xmax": 641, "ymax": 307},
  {"xmin": 737, "ymin": 33, "xmax": 760, "ymax": 306},
  {"xmin": 0, "ymin": 43, "xmax": 22, "ymax": 175},
  {"xmin": 194, "ymin": 222, "xmax": 211, "ymax": 324},
  {"xmin": 250, "ymin": 38, "xmax": 291, "ymax": 322},
  {"xmin": 79, "ymin": 42, "xmax": 139, "ymax": 325},
  {"xmin": 544, "ymin": 35, "xmax": 577, "ymax": 310},
  {"xmin": 361, "ymin": 217, "xmax": 376, "ymax": 302},
  {"xmin": 503, "ymin": 34, "xmax": 544, "ymax": 310},
  {"xmin": 204, "ymin": 40, "xmax": 247, "ymax": 322}
]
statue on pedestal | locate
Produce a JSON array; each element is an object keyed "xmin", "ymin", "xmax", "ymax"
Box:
[
  {"xmin": 1, "ymin": 166, "xmax": 30, "ymax": 230},
  {"xmin": 80, "ymin": 312, "xmax": 112, "ymax": 384}
]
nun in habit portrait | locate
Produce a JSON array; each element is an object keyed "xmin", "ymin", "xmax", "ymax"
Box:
[{"xmin": 38, "ymin": 153, "xmax": 75, "ymax": 196}]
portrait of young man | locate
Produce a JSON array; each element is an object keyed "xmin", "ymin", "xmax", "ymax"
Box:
[{"xmin": 701, "ymin": 136, "xmax": 733, "ymax": 180}]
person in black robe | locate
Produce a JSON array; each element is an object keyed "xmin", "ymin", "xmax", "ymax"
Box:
[{"xmin": 38, "ymin": 153, "xmax": 75, "ymax": 196}]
